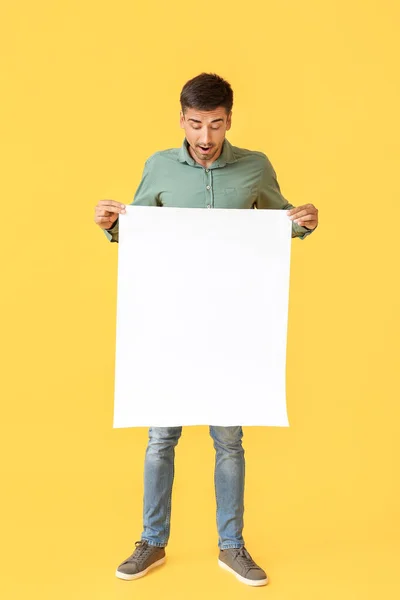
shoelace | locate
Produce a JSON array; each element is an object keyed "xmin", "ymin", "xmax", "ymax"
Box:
[
  {"xmin": 233, "ymin": 547, "xmax": 257, "ymax": 570},
  {"xmin": 126, "ymin": 540, "xmax": 153, "ymax": 563}
]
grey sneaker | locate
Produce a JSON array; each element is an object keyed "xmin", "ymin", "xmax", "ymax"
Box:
[
  {"xmin": 218, "ymin": 547, "xmax": 268, "ymax": 587},
  {"xmin": 115, "ymin": 540, "xmax": 166, "ymax": 580}
]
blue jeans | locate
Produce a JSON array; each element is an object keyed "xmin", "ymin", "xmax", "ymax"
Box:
[{"xmin": 140, "ymin": 426, "xmax": 245, "ymax": 549}]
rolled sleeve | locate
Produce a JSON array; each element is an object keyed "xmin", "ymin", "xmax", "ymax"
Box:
[{"xmin": 104, "ymin": 218, "xmax": 119, "ymax": 243}]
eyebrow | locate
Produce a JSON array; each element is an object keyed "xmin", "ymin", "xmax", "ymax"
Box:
[{"xmin": 188, "ymin": 118, "xmax": 224, "ymax": 123}]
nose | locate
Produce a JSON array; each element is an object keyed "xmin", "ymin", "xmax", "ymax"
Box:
[{"xmin": 199, "ymin": 129, "xmax": 212, "ymax": 146}]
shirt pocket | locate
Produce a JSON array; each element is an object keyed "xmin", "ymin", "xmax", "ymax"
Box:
[{"xmin": 222, "ymin": 186, "xmax": 257, "ymax": 208}]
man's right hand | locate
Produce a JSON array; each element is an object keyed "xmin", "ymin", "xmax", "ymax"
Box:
[{"xmin": 94, "ymin": 200, "xmax": 126, "ymax": 230}]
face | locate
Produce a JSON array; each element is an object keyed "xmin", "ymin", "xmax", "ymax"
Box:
[{"xmin": 180, "ymin": 106, "xmax": 232, "ymax": 166}]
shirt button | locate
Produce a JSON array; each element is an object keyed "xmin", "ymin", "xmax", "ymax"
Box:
[
  {"xmin": 207, "ymin": 204, "xmax": 211, "ymax": 208},
  {"xmin": 206, "ymin": 185, "xmax": 211, "ymax": 190},
  {"xmin": 205, "ymin": 169, "xmax": 209, "ymax": 173}
]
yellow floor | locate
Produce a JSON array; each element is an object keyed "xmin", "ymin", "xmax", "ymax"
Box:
[
  {"xmin": 3, "ymin": 532, "xmax": 399, "ymax": 599},
  {"xmin": 2, "ymin": 426, "xmax": 399, "ymax": 599}
]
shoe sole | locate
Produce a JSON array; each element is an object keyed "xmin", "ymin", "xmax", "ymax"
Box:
[
  {"xmin": 218, "ymin": 559, "xmax": 269, "ymax": 587},
  {"xmin": 115, "ymin": 556, "xmax": 166, "ymax": 580}
]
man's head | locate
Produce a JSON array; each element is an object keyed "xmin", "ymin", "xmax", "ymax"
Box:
[{"xmin": 179, "ymin": 73, "xmax": 233, "ymax": 166}]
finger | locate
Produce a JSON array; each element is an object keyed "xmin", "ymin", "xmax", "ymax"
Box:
[
  {"xmin": 97, "ymin": 200, "xmax": 125, "ymax": 207},
  {"xmin": 97, "ymin": 200, "xmax": 126, "ymax": 211},
  {"xmin": 289, "ymin": 209, "xmax": 309, "ymax": 220},
  {"xmin": 94, "ymin": 210, "xmax": 118, "ymax": 220},
  {"xmin": 95, "ymin": 205, "xmax": 124, "ymax": 215},
  {"xmin": 287, "ymin": 204, "xmax": 310, "ymax": 216},
  {"xmin": 289, "ymin": 207, "xmax": 317, "ymax": 221},
  {"xmin": 296, "ymin": 215, "xmax": 317, "ymax": 226},
  {"xmin": 96, "ymin": 216, "xmax": 117, "ymax": 223},
  {"xmin": 297, "ymin": 222, "xmax": 316, "ymax": 229},
  {"xmin": 287, "ymin": 204, "xmax": 315, "ymax": 217}
]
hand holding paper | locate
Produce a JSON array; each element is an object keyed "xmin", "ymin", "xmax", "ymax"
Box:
[
  {"xmin": 287, "ymin": 203, "xmax": 318, "ymax": 230},
  {"xmin": 94, "ymin": 200, "xmax": 126, "ymax": 230}
]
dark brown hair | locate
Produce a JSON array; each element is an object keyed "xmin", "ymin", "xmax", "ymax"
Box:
[{"xmin": 180, "ymin": 72, "xmax": 233, "ymax": 115}]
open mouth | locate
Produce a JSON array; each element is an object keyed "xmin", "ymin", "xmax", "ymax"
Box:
[{"xmin": 198, "ymin": 146, "xmax": 212, "ymax": 153}]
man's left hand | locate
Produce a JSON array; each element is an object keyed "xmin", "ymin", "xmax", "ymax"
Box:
[{"xmin": 287, "ymin": 204, "xmax": 318, "ymax": 230}]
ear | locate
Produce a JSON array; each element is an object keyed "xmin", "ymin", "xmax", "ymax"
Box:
[
  {"xmin": 226, "ymin": 111, "xmax": 232, "ymax": 131},
  {"xmin": 179, "ymin": 111, "xmax": 185, "ymax": 129}
]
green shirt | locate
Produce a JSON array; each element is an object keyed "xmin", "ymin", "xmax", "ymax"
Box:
[{"xmin": 104, "ymin": 137, "xmax": 316, "ymax": 243}]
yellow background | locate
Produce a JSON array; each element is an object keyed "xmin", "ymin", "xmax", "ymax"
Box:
[{"xmin": 1, "ymin": 1, "xmax": 399, "ymax": 598}]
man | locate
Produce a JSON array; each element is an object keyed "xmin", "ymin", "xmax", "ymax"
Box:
[{"xmin": 94, "ymin": 73, "xmax": 319, "ymax": 587}]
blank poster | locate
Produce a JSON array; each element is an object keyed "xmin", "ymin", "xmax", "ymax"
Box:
[{"xmin": 113, "ymin": 206, "xmax": 292, "ymax": 428}]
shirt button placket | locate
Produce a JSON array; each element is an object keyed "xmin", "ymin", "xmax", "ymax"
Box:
[{"xmin": 206, "ymin": 169, "xmax": 213, "ymax": 208}]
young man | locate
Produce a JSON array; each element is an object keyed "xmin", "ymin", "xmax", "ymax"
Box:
[{"xmin": 94, "ymin": 73, "xmax": 319, "ymax": 587}]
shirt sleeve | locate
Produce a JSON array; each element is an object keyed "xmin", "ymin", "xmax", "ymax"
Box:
[
  {"xmin": 256, "ymin": 157, "xmax": 317, "ymax": 240},
  {"xmin": 103, "ymin": 157, "xmax": 157, "ymax": 243}
]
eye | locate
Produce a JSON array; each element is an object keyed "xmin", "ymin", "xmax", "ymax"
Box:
[{"xmin": 211, "ymin": 126, "xmax": 221, "ymax": 130}]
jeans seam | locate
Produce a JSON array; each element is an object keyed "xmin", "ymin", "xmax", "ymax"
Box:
[
  {"xmin": 163, "ymin": 484, "xmax": 173, "ymax": 544},
  {"xmin": 212, "ymin": 428, "xmax": 221, "ymax": 548},
  {"xmin": 162, "ymin": 446, "xmax": 175, "ymax": 546}
]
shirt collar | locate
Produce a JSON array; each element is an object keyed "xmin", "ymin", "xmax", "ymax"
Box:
[{"xmin": 178, "ymin": 137, "xmax": 237, "ymax": 168}]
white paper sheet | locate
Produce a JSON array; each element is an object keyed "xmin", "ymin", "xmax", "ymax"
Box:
[{"xmin": 113, "ymin": 206, "xmax": 292, "ymax": 428}]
